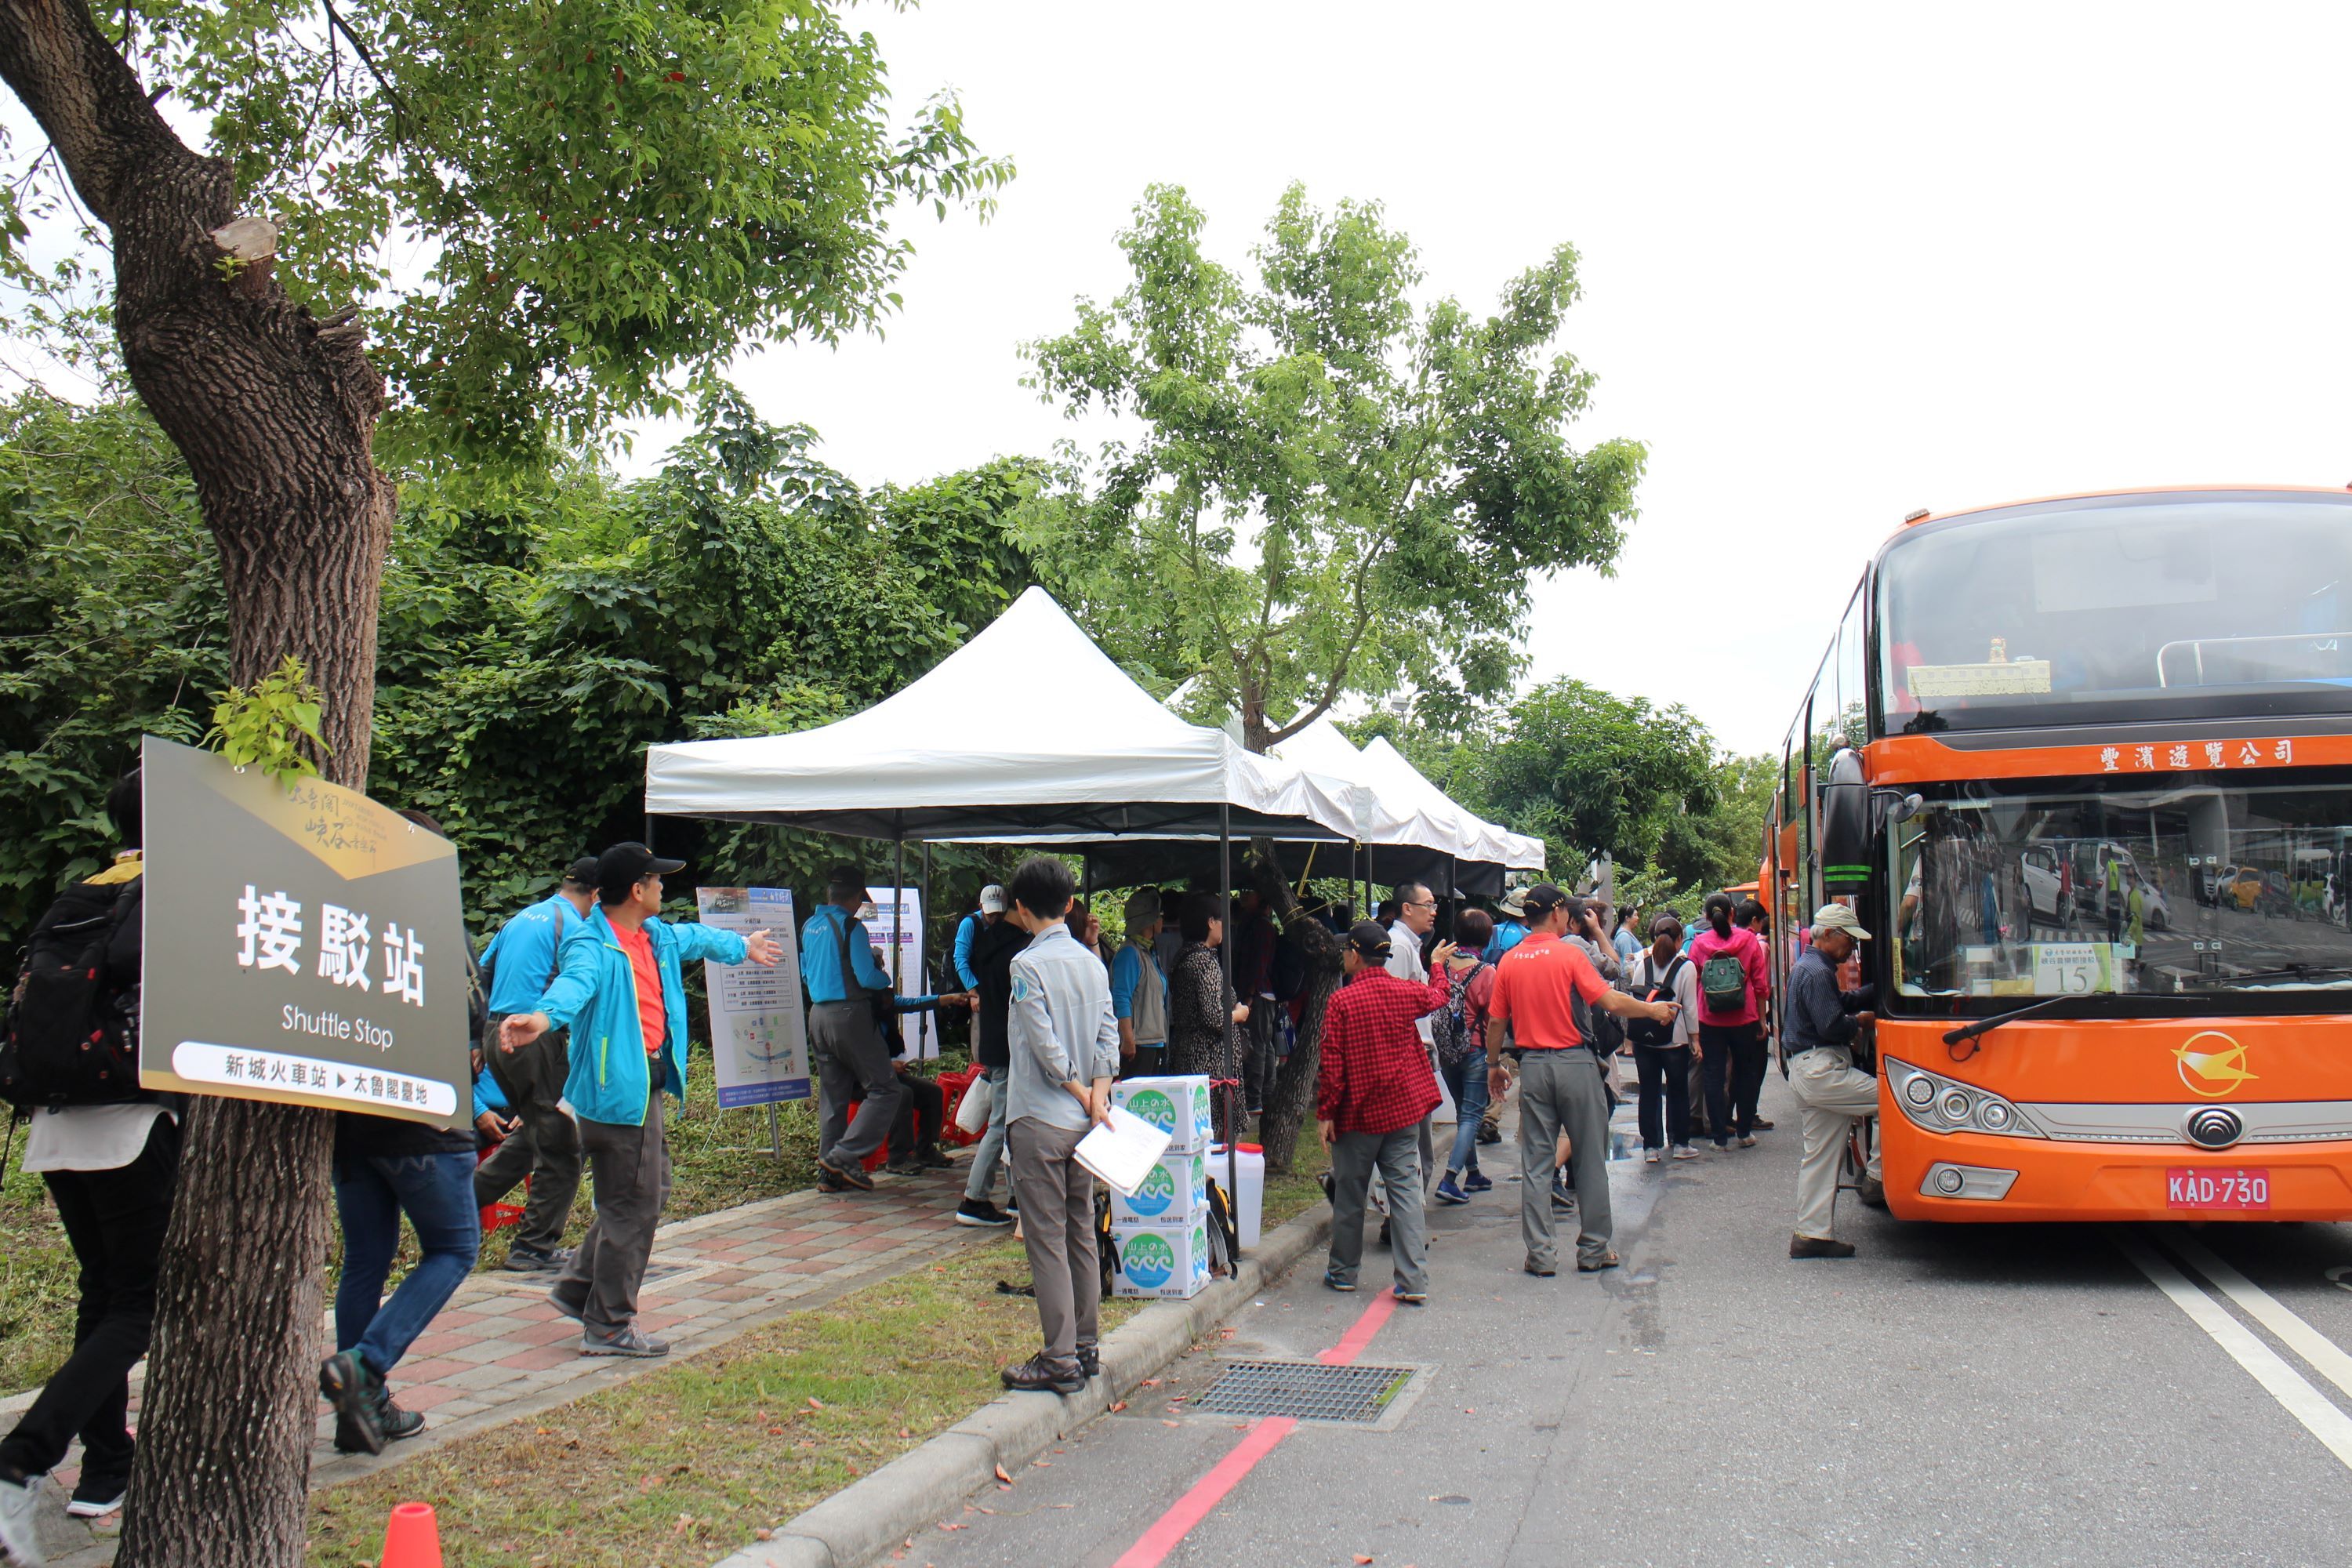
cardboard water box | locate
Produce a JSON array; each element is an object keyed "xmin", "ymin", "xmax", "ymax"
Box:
[
  {"xmin": 1110, "ymin": 1218, "xmax": 1212, "ymax": 1300},
  {"xmin": 1110, "ymin": 1074, "xmax": 1214, "ymax": 1152},
  {"xmin": 1109, "ymin": 1146, "xmax": 1210, "ymax": 1229}
]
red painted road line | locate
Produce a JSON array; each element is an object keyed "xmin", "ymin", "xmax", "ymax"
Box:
[
  {"xmin": 1319, "ymin": 1289, "xmax": 1397, "ymax": 1367},
  {"xmin": 1108, "ymin": 1290, "xmax": 1398, "ymax": 1568},
  {"xmin": 1107, "ymin": 1414, "xmax": 1298, "ymax": 1568}
]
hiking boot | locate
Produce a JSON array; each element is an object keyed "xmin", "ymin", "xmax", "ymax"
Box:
[
  {"xmin": 1523, "ymin": 1259, "xmax": 1557, "ymax": 1278},
  {"xmin": 1392, "ymin": 1287, "xmax": 1428, "ymax": 1305},
  {"xmin": 956, "ymin": 1197, "xmax": 1014, "ymax": 1228},
  {"xmin": 65, "ymin": 1472, "xmax": 126, "ymax": 1519},
  {"xmin": 816, "ymin": 1169, "xmax": 851, "ymax": 1194},
  {"xmin": 582, "ymin": 1324, "xmax": 670, "ymax": 1358},
  {"xmin": 1000, "ymin": 1353, "xmax": 1085, "ymax": 1395},
  {"xmin": 319, "ymin": 1348, "xmax": 384, "ymax": 1457},
  {"xmin": 817, "ymin": 1153, "xmax": 875, "ymax": 1192},
  {"xmin": 1790, "ymin": 1233, "xmax": 1857, "ymax": 1260},
  {"xmin": 372, "ymin": 1386, "xmax": 426, "ymax": 1445},
  {"xmin": 886, "ymin": 1156, "xmax": 923, "ymax": 1176},
  {"xmin": 1433, "ymin": 1174, "xmax": 1470, "ymax": 1206},
  {"xmin": 918, "ymin": 1147, "xmax": 954, "ymax": 1170},
  {"xmin": 1462, "ymin": 1170, "xmax": 1493, "ymax": 1193},
  {"xmin": 1551, "ymin": 1177, "xmax": 1576, "ymax": 1212},
  {"xmin": 1323, "ymin": 1270, "xmax": 1357, "ymax": 1292},
  {"xmin": 1751, "ymin": 1119, "xmax": 1775, "ymax": 1131},
  {"xmin": 503, "ymin": 1243, "xmax": 572, "ymax": 1274},
  {"xmin": 1577, "ymin": 1251, "xmax": 1621, "ymax": 1273},
  {"xmin": 1076, "ymin": 1343, "xmax": 1102, "ymax": 1379},
  {"xmin": 0, "ymin": 1469, "xmax": 45, "ymax": 1567},
  {"xmin": 1475, "ymin": 1123, "xmax": 1501, "ymax": 1145}
]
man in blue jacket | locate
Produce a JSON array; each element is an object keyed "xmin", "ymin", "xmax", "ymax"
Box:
[
  {"xmin": 952, "ymin": 885, "xmax": 1004, "ymax": 991},
  {"xmin": 801, "ymin": 863, "xmax": 913, "ymax": 1192},
  {"xmin": 499, "ymin": 842, "xmax": 780, "ymax": 1357},
  {"xmin": 474, "ymin": 855, "xmax": 597, "ymax": 1271}
]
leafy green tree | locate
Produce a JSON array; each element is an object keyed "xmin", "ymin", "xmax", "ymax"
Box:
[
  {"xmin": 1018, "ymin": 183, "xmax": 1644, "ymax": 750},
  {"xmin": 0, "ymin": 5, "xmax": 1008, "ymax": 1545}
]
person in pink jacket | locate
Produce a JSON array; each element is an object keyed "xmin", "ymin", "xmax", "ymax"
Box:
[{"xmin": 1688, "ymin": 892, "xmax": 1771, "ymax": 1149}]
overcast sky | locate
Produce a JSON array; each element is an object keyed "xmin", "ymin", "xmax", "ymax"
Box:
[{"xmin": 685, "ymin": 0, "xmax": 2352, "ymax": 757}]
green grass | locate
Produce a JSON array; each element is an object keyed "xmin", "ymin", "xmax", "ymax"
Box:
[
  {"xmin": 0, "ymin": 1145, "xmax": 77, "ymax": 1401},
  {"xmin": 307, "ymin": 1238, "xmax": 1143, "ymax": 1567}
]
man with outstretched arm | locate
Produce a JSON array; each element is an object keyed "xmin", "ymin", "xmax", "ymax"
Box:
[
  {"xmin": 499, "ymin": 843, "xmax": 780, "ymax": 1357},
  {"xmin": 998, "ymin": 855, "xmax": 1121, "ymax": 1394},
  {"xmin": 1485, "ymin": 884, "xmax": 1679, "ymax": 1278}
]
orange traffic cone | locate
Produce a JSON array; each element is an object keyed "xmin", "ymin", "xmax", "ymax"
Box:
[{"xmin": 379, "ymin": 1501, "xmax": 443, "ymax": 1568}]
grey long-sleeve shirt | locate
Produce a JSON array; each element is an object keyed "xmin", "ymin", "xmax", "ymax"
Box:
[
  {"xmin": 1005, "ymin": 923, "xmax": 1122, "ymax": 1131},
  {"xmin": 1781, "ymin": 946, "xmax": 1865, "ymax": 1054}
]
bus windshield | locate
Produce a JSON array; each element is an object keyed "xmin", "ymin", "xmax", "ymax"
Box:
[
  {"xmin": 1892, "ymin": 776, "xmax": 2352, "ymax": 1000},
  {"xmin": 1879, "ymin": 494, "xmax": 2352, "ymax": 734}
]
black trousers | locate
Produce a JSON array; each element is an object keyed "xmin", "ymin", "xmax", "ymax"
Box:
[
  {"xmin": 1699, "ymin": 1022, "xmax": 1768, "ymax": 1142},
  {"xmin": 889, "ymin": 1069, "xmax": 945, "ymax": 1160},
  {"xmin": 0, "ymin": 1115, "xmax": 179, "ymax": 1486},
  {"xmin": 1633, "ymin": 1044, "xmax": 1693, "ymax": 1149}
]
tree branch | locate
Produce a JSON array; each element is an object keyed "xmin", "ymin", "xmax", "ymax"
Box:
[
  {"xmin": 1262, "ymin": 532, "xmax": 1391, "ymax": 747},
  {"xmin": 318, "ymin": 0, "xmax": 408, "ymax": 135}
]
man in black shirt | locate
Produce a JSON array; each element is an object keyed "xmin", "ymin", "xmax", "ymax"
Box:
[{"xmin": 955, "ymin": 909, "xmax": 1030, "ymax": 1226}]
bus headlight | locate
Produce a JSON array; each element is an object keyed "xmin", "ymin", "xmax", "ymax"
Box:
[{"xmin": 1886, "ymin": 1058, "xmax": 2045, "ymax": 1140}]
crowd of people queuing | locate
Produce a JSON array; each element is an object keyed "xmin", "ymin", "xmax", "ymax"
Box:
[{"xmin": 1, "ymin": 772, "xmax": 1885, "ymax": 1557}]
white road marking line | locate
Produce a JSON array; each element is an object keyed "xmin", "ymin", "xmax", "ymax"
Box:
[
  {"xmin": 2111, "ymin": 1229, "xmax": 2352, "ymax": 1472},
  {"xmin": 2159, "ymin": 1226, "xmax": 2352, "ymax": 1405}
]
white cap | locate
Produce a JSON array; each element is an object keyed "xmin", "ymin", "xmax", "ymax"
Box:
[
  {"xmin": 978, "ymin": 884, "xmax": 1007, "ymax": 914},
  {"xmin": 1813, "ymin": 903, "xmax": 1872, "ymax": 940}
]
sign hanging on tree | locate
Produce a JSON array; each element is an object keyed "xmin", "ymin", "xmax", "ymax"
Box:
[{"xmin": 138, "ymin": 735, "xmax": 471, "ymax": 1127}]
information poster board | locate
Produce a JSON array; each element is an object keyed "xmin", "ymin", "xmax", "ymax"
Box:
[
  {"xmin": 697, "ymin": 886, "xmax": 811, "ymax": 1108},
  {"xmin": 139, "ymin": 735, "xmax": 470, "ymax": 1126},
  {"xmin": 862, "ymin": 886, "xmax": 927, "ymax": 1060}
]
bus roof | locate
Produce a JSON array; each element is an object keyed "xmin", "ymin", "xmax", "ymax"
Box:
[{"xmin": 1895, "ymin": 483, "xmax": 2352, "ymax": 537}]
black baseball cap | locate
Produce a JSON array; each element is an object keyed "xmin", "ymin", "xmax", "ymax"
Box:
[
  {"xmin": 1522, "ymin": 883, "xmax": 1572, "ymax": 919},
  {"xmin": 1345, "ymin": 920, "xmax": 1393, "ymax": 960},
  {"xmin": 596, "ymin": 841, "xmax": 684, "ymax": 903},
  {"xmin": 562, "ymin": 855, "xmax": 601, "ymax": 888}
]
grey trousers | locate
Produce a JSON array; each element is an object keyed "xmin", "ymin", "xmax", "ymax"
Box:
[
  {"xmin": 963, "ymin": 1067, "xmax": 1010, "ymax": 1203},
  {"xmin": 811, "ymin": 1001, "xmax": 901, "ymax": 1167},
  {"xmin": 1516, "ymin": 1048, "xmax": 1613, "ymax": 1270},
  {"xmin": 1328, "ymin": 1127, "xmax": 1427, "ymax": 1294},
  {"xmin": 558, "ymin": 1088, "xmax": 670, "ymax": 1333},
  {"xmin": 1007, "ymin": 1117, "xmax": 1099, "ymax": 1361}
]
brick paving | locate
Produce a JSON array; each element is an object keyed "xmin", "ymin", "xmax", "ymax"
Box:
[{"xmin": 14, "ymin": 1158, "xmax": 992, "ymax": 1566}]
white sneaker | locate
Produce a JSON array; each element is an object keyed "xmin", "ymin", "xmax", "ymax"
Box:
[
  {"xmin": 1670, "ymin": 1144, "xmax": 1700, "ymax": 1160},
  {"xmin": 0, "ymin": 1472, "xmax": 47, "ymax": 1566},
  {"xmin": 1642, "ymin": 1148, "xmax": 1661, "ymax": 1164},
  {"xmin": 65, "ymin": 1483, "xmax": 126, "ymax": 1519}
]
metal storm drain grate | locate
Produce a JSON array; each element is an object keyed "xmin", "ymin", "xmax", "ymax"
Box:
[{"xmin": 1195, "ymin": 1360, "xmax": 1416, "ymax": 1425}]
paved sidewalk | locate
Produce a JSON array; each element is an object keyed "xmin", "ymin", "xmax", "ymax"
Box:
[{"xmin": 16, "ymin": 1160, "xmax": 987, "ymax": 1566}]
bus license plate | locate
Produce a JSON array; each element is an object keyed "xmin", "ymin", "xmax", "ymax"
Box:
[{"xmin": 2166, "ymin": 1169, "xmax": 2270, "ymax": 1210}]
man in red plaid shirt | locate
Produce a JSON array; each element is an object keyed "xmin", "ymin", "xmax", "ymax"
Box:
[{"xmin": 1318, "ymin": 922, "xmax": 1457, "ymax": 1302}]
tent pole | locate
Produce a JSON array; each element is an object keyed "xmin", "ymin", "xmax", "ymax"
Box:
[
  {"xmin": 1220, "ymin": 802, "xmax": 1239, "ymax": 1258},
  {"xmin": 920, "ymin": 840, "xmax": 934, "ymax": 1060}
]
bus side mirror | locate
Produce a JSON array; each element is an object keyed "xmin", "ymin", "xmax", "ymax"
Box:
[{"xmin": 1819, "ymin": 748, "xmax": 1871, "ymax": 892}]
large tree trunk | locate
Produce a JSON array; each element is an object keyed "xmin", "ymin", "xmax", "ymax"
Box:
[
  {"xmin": 1247, "ymin": 840, "xmax": 1343, "ymax": 1174},
  {"xmin": 0, "ymin": 1, "xmax": 394, "ymax": 1561}
]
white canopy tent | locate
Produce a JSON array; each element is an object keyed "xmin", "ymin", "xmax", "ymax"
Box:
[
  {"xmin": 644, "ymin": 587, "xmax": 1367, "ymax": 844},
  {"xmin": 1353, "ymin": 736, "xmax": 1548, "ymax": 875}
]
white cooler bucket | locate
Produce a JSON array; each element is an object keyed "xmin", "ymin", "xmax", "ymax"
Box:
[{"xmin": 1211, "ymin": 1143, "xmax": 1265, "ymax": 1250}]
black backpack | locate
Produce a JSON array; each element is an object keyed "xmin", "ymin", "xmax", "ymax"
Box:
[
  {"xmin": 2, "ymin": 877, "xmax": 144, "ymax": 1112},
  {"xmin": 1624, "ymin": 954, "xmax": 1686, "ymax": 1049}
]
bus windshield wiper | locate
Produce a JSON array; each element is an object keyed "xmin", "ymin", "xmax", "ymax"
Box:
[{"xmin": 1941, "ymin": 994, "xmax": 2088, "ymax": 1049}]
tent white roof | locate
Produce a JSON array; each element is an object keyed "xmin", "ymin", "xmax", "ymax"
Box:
[
  {"xmin": 1354, "ymin": 736, "xmax": 1547, "ymax": 873},
  {"xmin": 642, "ymin": 587, "xmax": 1369, "ymax": 844},
  {"xmin": 1271, "ymin": 718, "xmax": 1469, "ymax": 860}
]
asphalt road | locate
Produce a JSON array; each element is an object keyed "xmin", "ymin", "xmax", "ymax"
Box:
[{"xmin": 914, "ymin": 1073, "xmax": 2352, "ymax": 1568}]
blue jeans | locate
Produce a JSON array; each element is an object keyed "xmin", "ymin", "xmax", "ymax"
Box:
[
  {"xmin": 1439, "ymin": 1048, "xmax": 1490, "ymax": 1177},
  {"xmin": 334, "ymin": 1151, "xmax": 482, "ymax": 1383}
]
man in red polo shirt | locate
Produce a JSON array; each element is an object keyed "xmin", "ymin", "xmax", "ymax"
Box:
[
  {"xmin": 1318, "ymin": 922, "xmax": 1457, "ymax": 1302},
  {"xmin": 1485, "ymin": 884, "xmax": 1678, "ymax": 1278}
]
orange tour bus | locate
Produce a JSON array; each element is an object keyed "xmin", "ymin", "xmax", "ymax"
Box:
[{"xmin": 1764, "ymin": 485, "xmax": 2352, "ymax": 1222}]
